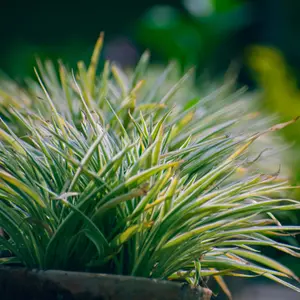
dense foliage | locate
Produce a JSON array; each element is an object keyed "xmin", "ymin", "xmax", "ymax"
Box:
[{"xmin": 0, "ymin": 35, "xmax": 299, "ymax": 298}]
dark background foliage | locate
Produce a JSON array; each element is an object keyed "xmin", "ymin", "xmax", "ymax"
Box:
[{"xmin": 1, "ymin": 0, "xmax": 300, "ymax": 86}]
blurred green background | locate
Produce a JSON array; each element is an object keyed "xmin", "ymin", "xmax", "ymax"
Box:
[
  {"xmin": 1, "ymin": 0, "xmax": 300, "ymax": 298},
  {"xmin": 1, "ymin": 0, "xmax": 300, "ymax": 85}
]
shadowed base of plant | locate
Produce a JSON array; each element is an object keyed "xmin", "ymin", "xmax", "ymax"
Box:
[{"xmin": 0, "ymin": 267, "xmax": 212, "ymax": 300}]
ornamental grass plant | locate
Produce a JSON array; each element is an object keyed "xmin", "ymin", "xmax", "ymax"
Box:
[{"xmin": 0, "ymin": 34, "xmax": 299, "ymax": 298}]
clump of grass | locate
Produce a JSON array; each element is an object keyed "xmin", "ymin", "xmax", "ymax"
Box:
[{"xmin": 0, "ymin": 34, "xmax": 299, "ymax": 298}]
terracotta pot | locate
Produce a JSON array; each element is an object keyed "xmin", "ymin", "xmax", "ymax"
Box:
[{"xmin": 0, "ymin": 267, "xmax": 212, "ymax": 300}]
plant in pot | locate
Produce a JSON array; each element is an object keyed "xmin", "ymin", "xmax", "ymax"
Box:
[{"xmin": 0, "ymin": 34, "xmax": 299, "ymax": 300}]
